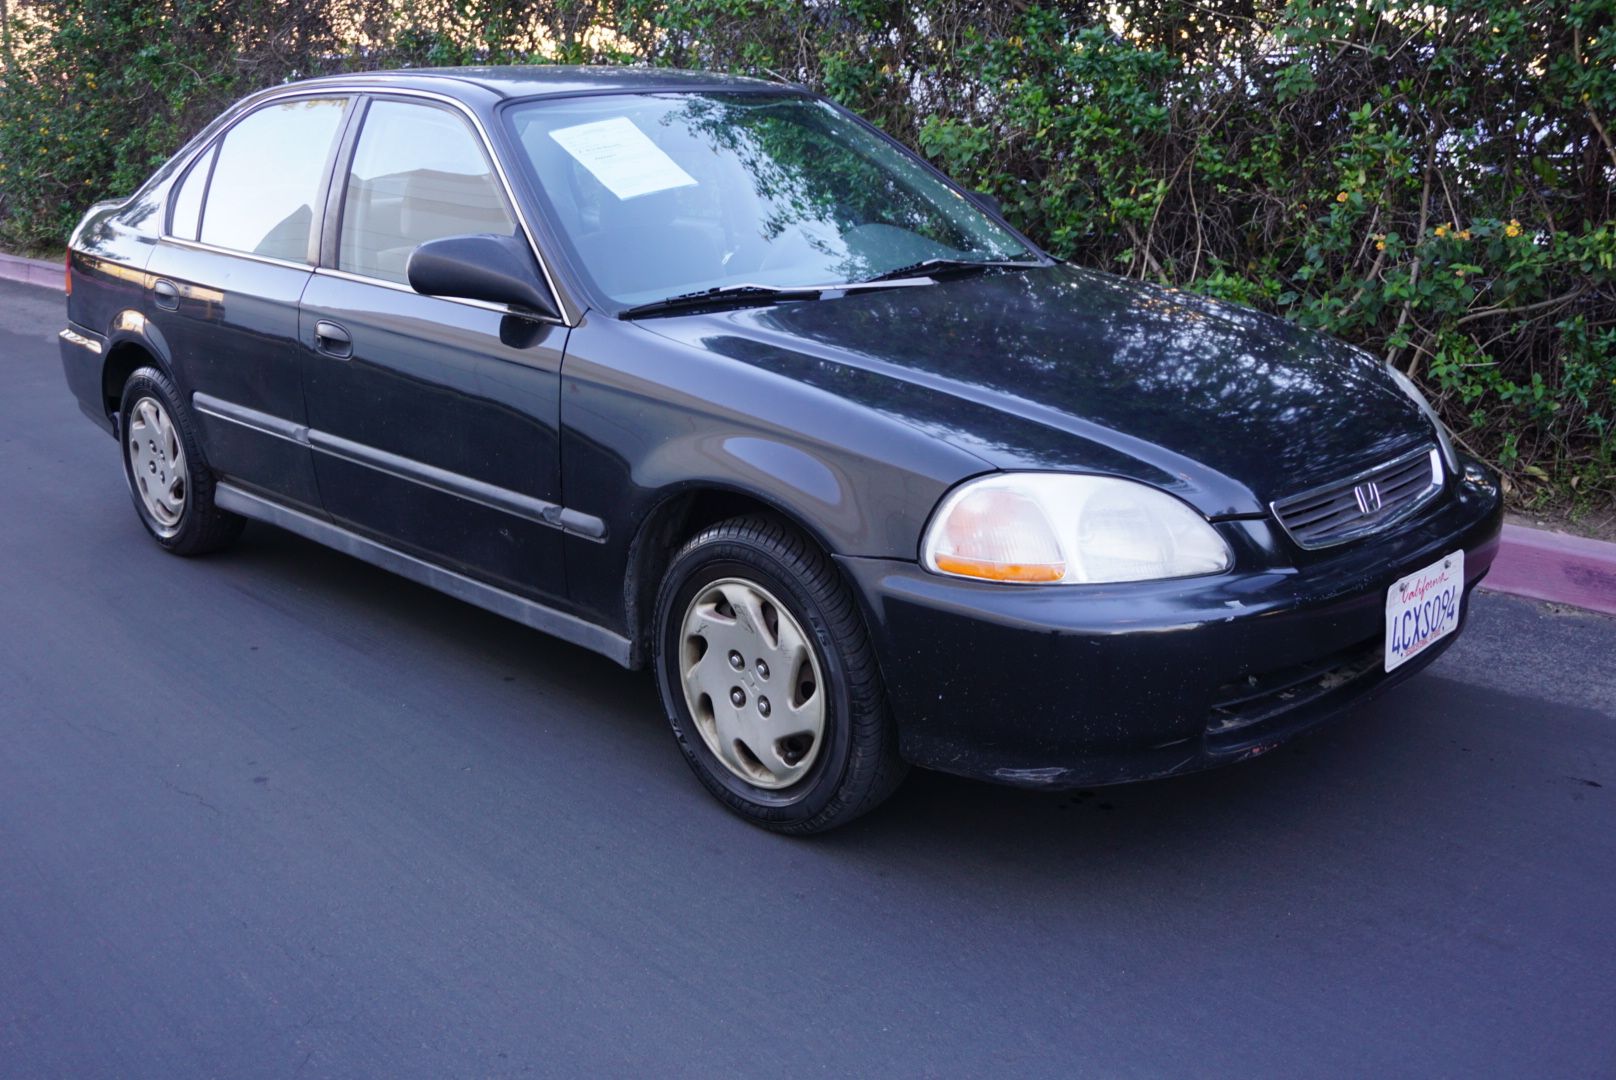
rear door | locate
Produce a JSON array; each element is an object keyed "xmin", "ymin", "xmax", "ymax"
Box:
[
  {"xmin": 297, "ymin": 95, "xmax": 569, "ymax": 602},
  {"xmin": 145, "ymin": 95, "xmax": 352, "ymax": 512}
]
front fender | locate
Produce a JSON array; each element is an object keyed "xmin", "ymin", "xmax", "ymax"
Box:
[
  {"xmin": 632, "ymin": 433, "xmax": 864, "ymax": 556},
  {"xmin": 555, "ymin": 314, "xmax": 994, "ymax": 636}
]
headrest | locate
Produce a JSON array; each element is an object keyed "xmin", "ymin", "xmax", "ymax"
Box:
[{"xmin": 399, "ymin": 169, "xmax": 512, "ymax": 239}]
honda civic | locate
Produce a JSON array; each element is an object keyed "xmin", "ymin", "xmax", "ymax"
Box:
[{"xmin": 59, "ymin": 66, "xmax": 1502, "ymax": 832}]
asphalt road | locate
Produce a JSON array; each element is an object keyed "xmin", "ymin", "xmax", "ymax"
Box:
[{"xmin": 3, "ymin": 277, "xmax": 1614, "ymax": 1078}]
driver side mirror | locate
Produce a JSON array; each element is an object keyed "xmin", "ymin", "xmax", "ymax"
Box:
[
  {"xmin": 407, "ymin": 233, "xmax": 559, "ymax": 320},
  {"xmin": 972, "ymin": 191, "xmax": 1003, "ymax": 217}
]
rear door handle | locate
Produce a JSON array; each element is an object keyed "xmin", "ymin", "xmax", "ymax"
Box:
[
  {"xmin": 152, "ymin": 279, "xmax": 179, "ymax": 310},
  {"xmin": 314, "ymin": 320, "xmax": 352, "ymax": 359}
]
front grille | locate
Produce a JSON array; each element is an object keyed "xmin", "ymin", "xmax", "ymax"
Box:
[{"xmin": 1271, "ymin": 446, "xmax": 1443, "ymax": 549}]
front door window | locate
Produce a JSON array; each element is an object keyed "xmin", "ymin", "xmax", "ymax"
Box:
[{"xmin": 338, "ymin": 99, "xmax": 517, "ymax": 285}]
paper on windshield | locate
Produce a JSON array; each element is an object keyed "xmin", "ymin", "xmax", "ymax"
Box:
[{"xmin": 549, "ymin": 117, "xmax": 698, "ymax": 201}]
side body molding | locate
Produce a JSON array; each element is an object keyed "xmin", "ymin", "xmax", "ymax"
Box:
[
  {"xmin": 192, "ymin": 392, "xmax": 607, "ymax": 541},
  {"xmin": 214, "ymin": 483, "xmax": 632, "ymax": 666}
]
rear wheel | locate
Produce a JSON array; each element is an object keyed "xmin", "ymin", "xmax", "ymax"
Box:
[
  {"xmin": 119, "ymin": 367, "xmax": 244, "ymax": 555},
  {"xmin": 653, "ymin": 515, "xmax": 905, "ymax": 833}
]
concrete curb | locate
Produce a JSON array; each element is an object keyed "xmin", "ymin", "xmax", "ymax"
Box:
[
  {"xmin": 5, "ymin": 248, "xmax": 1614, "ymax": 616},
  {"xmin": 1481, "ymin": 524, "xmax": 1616, "ymax": 617},
  {"xmin": 0, "ymin": 251, "xmax": 63, "ymax": 290}
]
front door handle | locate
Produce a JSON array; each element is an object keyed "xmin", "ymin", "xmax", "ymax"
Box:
[
  {"xmin": 314, "ymin": 320, "xmax": 352, "ymax": 359},
  {"xmin": 152, "ymin": 279, "xmax": 179, "ymax": 310}
]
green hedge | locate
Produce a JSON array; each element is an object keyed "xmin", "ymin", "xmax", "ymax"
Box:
[{"xmin": 2, "ymin": 0, "xmax": 1612, "ymax": 506}]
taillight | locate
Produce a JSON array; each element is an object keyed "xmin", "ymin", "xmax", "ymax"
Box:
[{"xmin": 64, "ymin": 251, "xmax": 72, "ymax": 296}]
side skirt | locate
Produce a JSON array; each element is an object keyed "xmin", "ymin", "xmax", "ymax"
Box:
[{"xmin": 214, "ymin": 482, "xmax": 633, "ymax": 668}]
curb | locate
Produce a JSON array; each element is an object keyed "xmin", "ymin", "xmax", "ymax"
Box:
[
  {"xmin": 5, "ymin": 248, "xmax": 1613, "ymax": 617},
  {"xmin": 1480, "ymin": 524, "xmax": 1616, "ymax": 617},
  {"xmin": 0, "ymin": 251, "xmax": 63, "ymax": 290}
]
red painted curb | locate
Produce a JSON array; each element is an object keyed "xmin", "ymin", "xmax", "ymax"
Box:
[
  {"xmin": 0, "ymin": 252, "xmax": 63, "ymax": 291},
  {"xmin": 1483, "ymin": 523, "xmax": 1616, "ymax": 616}
]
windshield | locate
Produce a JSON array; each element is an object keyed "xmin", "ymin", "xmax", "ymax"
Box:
[{"xmin": 503, "ymin": 92, "xmax": 1036, "ymax": 306}]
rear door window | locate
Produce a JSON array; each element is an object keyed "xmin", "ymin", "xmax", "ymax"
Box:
[
  {"xmin": 198, "ymin": 97, "xmax": 348, "ymax": 263},
  {"xmin": 337, "ymin": 99, "xmax": 517, "ymax": 285}
]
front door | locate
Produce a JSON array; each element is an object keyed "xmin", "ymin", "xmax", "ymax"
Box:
[
  {"xmin": 145, "ymin": 95, "xmax": 351, "ymax": 512},
  {"xmin": 298, "ymin": 96, "xmax": 568, "ymax": 603}
]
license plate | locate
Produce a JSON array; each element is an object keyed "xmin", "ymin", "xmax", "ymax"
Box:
[{"xmin": 1384, "ymin": 550, "xmax": 1465, "ymax": 672}]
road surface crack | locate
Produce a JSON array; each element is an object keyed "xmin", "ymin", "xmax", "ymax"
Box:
[{"xmin": 162, "ymin": 778, "xmax": 221, "ymax": 815}]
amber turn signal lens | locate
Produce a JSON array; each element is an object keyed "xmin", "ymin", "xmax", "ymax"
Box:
[{"xmin": 932, "ymin": 554, "xmax": 1066, "ymax": 582}]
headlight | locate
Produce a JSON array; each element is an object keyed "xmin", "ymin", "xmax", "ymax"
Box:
[
  {"xmin": 1386, "ymin": 363, "xmax": 1460, "ymax": 474},
  {"xmin": 921, "ymin": 473, "xmax": 1232, "ymax": 585}
]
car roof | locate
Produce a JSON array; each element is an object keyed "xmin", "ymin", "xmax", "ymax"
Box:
[{"xmin": 295, "ymin": 64, "xmax": 786, "ymax": 101}]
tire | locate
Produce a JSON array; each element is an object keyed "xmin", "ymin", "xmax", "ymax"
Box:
[
  {"xmin": 118, "ymin": 366, "xmax": 244, "ymax": 556},
  {"xmin": 653, "ymin": 514, "xmax": 906, "ymax": 834}
]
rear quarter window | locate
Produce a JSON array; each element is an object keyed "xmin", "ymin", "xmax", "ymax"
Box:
[{"xmin": 168, "ymin": 144, "xmax": 216, "ymax": 242}]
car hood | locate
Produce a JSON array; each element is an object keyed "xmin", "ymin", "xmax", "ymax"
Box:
[{"xmin": 634, "ymin": 264, "xmax": 1434, "ymax": 517}]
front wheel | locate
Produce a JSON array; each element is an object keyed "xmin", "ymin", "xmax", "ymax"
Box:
[{"xmin": 653, "ymin": 515, "xmax": 905, "ymax": 834}]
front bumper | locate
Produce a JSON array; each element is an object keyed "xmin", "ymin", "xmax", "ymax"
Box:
[{"xmin": 839, "ymin": 462, "xmax": 1503, "ymax": 788}]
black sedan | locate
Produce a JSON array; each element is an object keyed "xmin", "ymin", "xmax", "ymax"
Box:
[{"xmin": 59, "ymin": 66, "xmax": 1502, "ymax": 832}]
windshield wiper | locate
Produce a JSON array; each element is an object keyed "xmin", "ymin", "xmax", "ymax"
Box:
[
  {"xmin": 857, "ymin": 257, "xmax": 1043, "ymax": 285},
  {"xmin": 617, "ymin": 262, "xmax": 1034, "ymax": 319},
  {"xmin": 619, "ymin": 283, "xmax": 825, "ymax": 319}
]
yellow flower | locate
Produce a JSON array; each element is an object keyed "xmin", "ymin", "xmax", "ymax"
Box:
[
  {"xmin": 1458, "ymin": 229, "xmax": 1471, "ymax": 241},
  {"xmin": 1336, "ymin": 191, "xmax": 1349, "ymax": 203},
  {"xmin": 1505, "ymin": 220, "xmax": 1523, "ymax": 238},
  {"xmin": 1375, "ymin": 239, "xmax": 1387, "ymax": 251},
  {"xmin": 1455, "ymin": 268, "xmax": 1466, "ymax": 278},
  {"xmin": 1434, "ymin": 225, "xmax": 1448, "ymax": 238}
]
